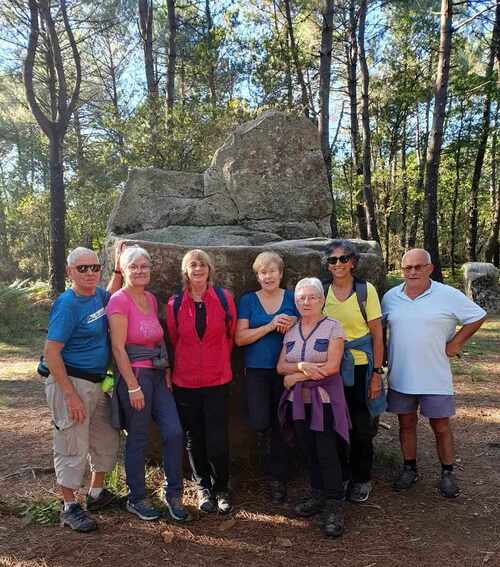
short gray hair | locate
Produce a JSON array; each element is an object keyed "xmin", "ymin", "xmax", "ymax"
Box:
[
  {"xmin": 120, "ymin": 246, "xmax": 152, "ymax": 270},
  {"xmin": 67, "ymin": 247, "xmax": 98, "ymax": 266},
  {"xmin": 295, "ymin": 277, "xmax": 325, "ymax": 299},
  {"xmin": 402, "ymin": 248, "xmax": 432, "ymax": 264}
]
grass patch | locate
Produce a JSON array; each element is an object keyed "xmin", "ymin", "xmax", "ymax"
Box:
[{"xmin": 20, "ymin": 497, "xmax": 61, "ymax": 526}]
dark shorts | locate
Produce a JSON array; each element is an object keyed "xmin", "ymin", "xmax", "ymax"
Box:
[{"xmin": 387, "ymin": 389, "xmax": 455, "ymax": 419}]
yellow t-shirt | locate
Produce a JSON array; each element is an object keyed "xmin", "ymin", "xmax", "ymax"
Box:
[{"xmin": 322, "ymin": 281, "xmax": 381, "ymax": 365}]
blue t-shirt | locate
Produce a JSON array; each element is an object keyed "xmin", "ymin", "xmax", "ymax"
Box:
[
  {"xmin": 47, "ymin": 287, "xmax": 111, "ymax": 374},
  {"xmin": 237, "ymin": 289, "xmax": 298, "ymax": 369}
]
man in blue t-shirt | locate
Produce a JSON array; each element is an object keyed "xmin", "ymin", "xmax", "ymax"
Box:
[{"xmin": 44, "ymin": 245, "xmax": 123, "ymax": 532}]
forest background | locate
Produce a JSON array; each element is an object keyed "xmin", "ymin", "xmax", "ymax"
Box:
[{"xmin": 0, "ymin": 0, "xmax": 498, "ymax": 295}]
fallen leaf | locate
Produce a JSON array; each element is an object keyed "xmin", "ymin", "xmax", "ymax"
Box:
[
  {"xmin": 161, "ymin": 530, "xmax": 175, "ymax": 544},
  {"xmin": 275, "ymin": 537, "xmax": 293, "ymax": 547},
  {"xmin": 219, "ymin": 517, "xmax": 236, "ymax": 531}
]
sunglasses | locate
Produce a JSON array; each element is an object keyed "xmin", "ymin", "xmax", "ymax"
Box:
[
  {"xmin": 326, "ymin": 254, "xmax": 353, "ymax": 265},
  {"xmin": 74, "ymin": 264, "xmax": 102, "ymax": 273}
]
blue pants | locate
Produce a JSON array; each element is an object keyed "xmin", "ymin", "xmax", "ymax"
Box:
[{"xmin": 117, "ymin": 368, "xmax": 184, "ymax": 503}]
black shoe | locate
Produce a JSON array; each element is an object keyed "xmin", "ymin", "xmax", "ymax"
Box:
[
  {"xmin": 268, "ymin": 480, "xmax": 287, "ymax": 503},
  {"xmin": 215, "ymin": 492, "xmax": 233, "ymax": 515},
  {"xmin": 321, "ymin": 500, "xmax": 345, "ymax": 538},
  {"xmin": 61, "ymin": 503, "xmax": 98, "ymax": 532},
  {"xmin": 293, "ymin": 490, "xmax": 325, "ymax": 517},
  {"xmin": 438, "ymin": 470, "xmax": 459, "ymax": 498},
  {"xmin": 165, "ymin": 495, "xmax": 193, "ymax": 523},
  {"xmin": 86, "ymin": 488, "xmax": 118, "ymax": 512},
  {"xmin": 197, "ymin": 488, "xmax": 216, "ymax": 513},
  {"xmin": 393, "ymin": 465, "xmax": 418, "ymax": 491}
]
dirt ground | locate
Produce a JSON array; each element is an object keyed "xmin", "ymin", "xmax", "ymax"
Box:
[{"xmin": 0, "ymin": 318, "xmax": 499, "ymax": 567}]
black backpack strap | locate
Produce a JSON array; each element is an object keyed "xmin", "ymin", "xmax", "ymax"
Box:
[
  {"xmin": 213, "ymin": 286, "xmax": 232, "ymax": 336},
  {"xmin": 172, "ymin": 291, "xmax": 183, "ymax": 327},
  {"xmin": 322, "ymin": 280, "xmax": 331, "ymax": 299},
  {"xmin": 354, "ymin": 278, "xmax": 368, "ymax": 324}
]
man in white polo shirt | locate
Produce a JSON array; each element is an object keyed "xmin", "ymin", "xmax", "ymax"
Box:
[{"xmin": 382, "ymin": 248, "xmax": 486, "ymax": 498}]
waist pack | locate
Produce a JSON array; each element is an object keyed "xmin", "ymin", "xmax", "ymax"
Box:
[{"xmin": 37, "ymin": 355, "xmax": 105, "ymax": 383}]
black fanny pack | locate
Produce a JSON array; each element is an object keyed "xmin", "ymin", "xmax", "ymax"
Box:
[{"xmin": 37, "ymin": 356, "xmax": 105, "ymax": 383}]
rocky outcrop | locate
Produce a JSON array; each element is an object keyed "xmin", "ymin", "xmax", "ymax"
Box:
[
  {"xmin": 462, "ymin": 262, "xmax": 500, "ymax": 313},
  {"xmin": 107, "ymin": 110, "xmax": 333, "ymax": 244}
]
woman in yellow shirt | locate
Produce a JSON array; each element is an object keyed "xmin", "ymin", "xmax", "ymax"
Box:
[{"xmin": 322, "ymin": 240, "xmax": 385, "ymax": 503}]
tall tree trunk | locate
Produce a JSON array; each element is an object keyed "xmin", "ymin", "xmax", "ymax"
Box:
[
  {"xmin": 450, "ymin": 100, "xmax": 465, "ymax": 274},
  {"xmin": 467, "ymin": 0, "xmax": 499, "ymax": 260},
  {"xmin": 400, "ymin": 115, "xmax": 408, "ymax": 250},
  {"xmin": 23, "ymin": 0, "xmax": 81, "ymax": 295},
  {"xmin": 319, "ymin": 0, "xmax": 337, "ymax": 237},
  {"xmin": 408, "ymin": 61, "xmax": 432, "ymax": 249},
  {"xmin": 166, "ymin": 0, "xmax": 177, "ymax": 114},
  {"xmin": 283, "ymin": 0, "xmax": 309, "ymax": 116},
  {"xmin": 138, "ymin": 0, "xmax": 157, "ymax": 98},
  {"xmin": 423, "ymin": 0, "xmax": 453, "ymax": 282},
  {"xmin": 358, "ymin": 0, "xmax": 380, "ymax": 243},
  {"xmin": 485, "ymin": 106, "xmax": 499, "ymax": 265},
  {"xmin": 346, "ymin": 0, "xmax": 367, "ymax": 239},
  {"xmin": 205, "ymin": 0, "xmax": 217, "ymax": 107}
]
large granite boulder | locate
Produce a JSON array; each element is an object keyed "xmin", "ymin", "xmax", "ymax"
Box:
[
  {"xmin": 462, "ymin": 262, "xmax": 500, "ymax": 313},
  {"xmin": 107, "ymin": 110, "xmax": 332, "ymax": 244},
  {"xmin": 104, "ymin": 109, "xmax": 387, "ymax": 464}
]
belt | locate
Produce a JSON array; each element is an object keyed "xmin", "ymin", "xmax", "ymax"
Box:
[{"xmin": 65, "ymin": 365, "xmax": 105, "ymax": 383}]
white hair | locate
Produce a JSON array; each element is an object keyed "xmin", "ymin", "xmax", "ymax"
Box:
[
  {"xmin": 402, "ymin": 248, "xmax": 432, "ymax": 264},
  {"xmin": 295, "ymin": 277, "xmax": 325, "ymax": 299},
  {"xmin": 120, "ymin": 246, "xmax": 152, "ymax": 270},
  {"xmin": 67, "ymin": 247, "xmax": 98, "ymax": 266}
]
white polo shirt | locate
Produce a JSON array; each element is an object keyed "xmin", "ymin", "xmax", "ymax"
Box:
[{"xmin": 381, "ymin": 281, "xmax": 486, "ymax": 395}]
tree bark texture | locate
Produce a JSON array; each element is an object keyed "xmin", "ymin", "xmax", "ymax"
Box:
[
  {"xmin": 485, "ymin": 107, "xmax": 499, "ymax": 265},
  {"xmin": 138, "ymin": 0, "xmax": 158, "ymax": 98},
  {"xmin": 284, "ymin": 0, "xmax": 310, "ymax": 116},
  {"xmin": 450, "ymin": 101, "xmax": 465, "ymax": 274},
  {"xmin": 467, "ymin": 0, "xmax": 499, "ymax": 261},
  {"xmin": 423, "ymin": 0, "xmax": 452, "ymax": 282},
  {"xmin": 358, "ymin": 0, "xmax": 380, "ymax": 243},
  {"xmin": 205, "ymin": 0, "xmax": 217, "ymax": 107},
  {"xmin": 23, "ymin": 0, "xmax": 81, "ymax": 294},
  {"xmin": 166, "ymin": 0, "xmax": 177, "ymax": 113},
  {"xmin": 319, "ymin": 0, "xmax": 337, "ymax": 237},
  {"xmin": 346, "ymin": 0, "xmax": 367, "ymax": 239}
]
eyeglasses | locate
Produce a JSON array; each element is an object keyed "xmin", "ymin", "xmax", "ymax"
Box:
[
  {"xmin": 296, "ymin": 295, "xmax": 322, "ymax": 303},
  {"xmin": 74, "ymin": 264, "xmax": 101, "ymax": 273},
  {"xmin": 326, "ymin": 254, "xmax": 353, "ymax": 265},
  {"xmin": 401, "ymin": 264, "xmax": 429, "ymax": 273},
  {"xmin": 127, "ymin": 264, "xmax": 151, "ymax": 273}
]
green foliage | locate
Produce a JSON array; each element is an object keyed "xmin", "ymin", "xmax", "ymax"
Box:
[
  {"xmin": 21, "ymin": 498, "xmax": 61, "ymax": 526},
  {"xmin": 0, "ymin": 279, "xmax": 50, "ymax": 338}
]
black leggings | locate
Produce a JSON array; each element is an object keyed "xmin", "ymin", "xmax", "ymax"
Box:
[
  {"xmin": 293, "ymin": 403, "xmax": 344, "ymax": 501},
  {"xmin": 245, "ymin": 368, "xmax": 289, "ymax": 481},
  {"xmin": 173, "ymin": 383, "xmax": 230, "ymax": 493}
]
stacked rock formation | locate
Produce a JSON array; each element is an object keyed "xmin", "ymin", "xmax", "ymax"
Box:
[{"xmin": 462, "ymin": 262, "xmax": 500, "ymax": 313}]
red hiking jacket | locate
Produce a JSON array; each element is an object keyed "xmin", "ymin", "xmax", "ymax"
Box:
[{"xmin": 166, "ymin": 287, "xmax": 237, "ymax": 388}]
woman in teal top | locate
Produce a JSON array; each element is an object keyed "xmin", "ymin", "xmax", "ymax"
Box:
[{"xmin": 235, "ymin": 251, "xmax": 297, "ymax": 503}]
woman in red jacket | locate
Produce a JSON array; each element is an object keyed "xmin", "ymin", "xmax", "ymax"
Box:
[{"xmin": 166, "ymin": 249, "xmax": 237, "ymax": 515}]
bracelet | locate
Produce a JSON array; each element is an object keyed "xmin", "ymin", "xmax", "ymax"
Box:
[
  {"xmin": 128, "ymin": 386, "xmax": 142, "ymax": 394},
  {"xmin": 297, "ymin": 362, "xmax": 303, "ymax": 372}
]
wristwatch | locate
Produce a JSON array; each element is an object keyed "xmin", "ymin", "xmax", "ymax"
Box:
[{"xmin": 373, "ymin": 367, "xmax": 384, "ymax": 374}]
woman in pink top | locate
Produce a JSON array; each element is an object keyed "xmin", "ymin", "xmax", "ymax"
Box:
[{"xmin": 107, "ymin": 246, "xmax": 190, "ymax": 523}]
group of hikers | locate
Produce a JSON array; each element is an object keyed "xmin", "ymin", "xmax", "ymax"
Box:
[{"xmin": 41, "ymin": 239, "xmax": 486, "ymax": 538}]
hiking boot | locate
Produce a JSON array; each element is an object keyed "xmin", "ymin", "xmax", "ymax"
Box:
[
  {"xmin": 268, "ymin": 480, "xmax": 287, "ymax": 503},
  {"xmin": 215, "ymin": 492, "xmax": 233, "ymax": 515},
  {"xmin": 61, "ymin": 503, "xmax": 97, "ymax": 533},
  {"xmin": 293, "ymin": 490, "xmax": 325, "ymax": 517},
  {"xmin": 86, "ymin": 488, "xmax": 118, "ymax": 512},
  {"xmin": 349, "ymin": 481, "xmax": 372, "ymax": 503},
  {"xmin": 438, "ymin": 470, "xmax": 459, "ymax": 498},
  {"xmin": 197, "ymin": 488, "xmax": 216, "ymax": 513},
  {"xmin": 126, "ymin": 499, "xmax": 161, "ymax": 521},
  {"xmin": 165, "ymin": 495, "xmax": 192, "ymax": 523},
  {"xmin": 321, "ymin": 499, "xmax": 345, "ymax": 538},
  {"xmin": 393, "ymin": 465, "xmax": 418, "ymax": 491}
]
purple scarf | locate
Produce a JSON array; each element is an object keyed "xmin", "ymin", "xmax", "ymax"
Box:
[{"xmin": 278, "ymin": 373, "xmax": 351, "ymax": 445}]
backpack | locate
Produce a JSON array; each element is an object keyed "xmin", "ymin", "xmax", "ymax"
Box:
[
  {"xmin": 322, "ymin": 278, "xmax": 368, "ymax": 323},
  {"xmin": 172, "ymin": 287, "xmax": 232, "ymax": 337}
]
